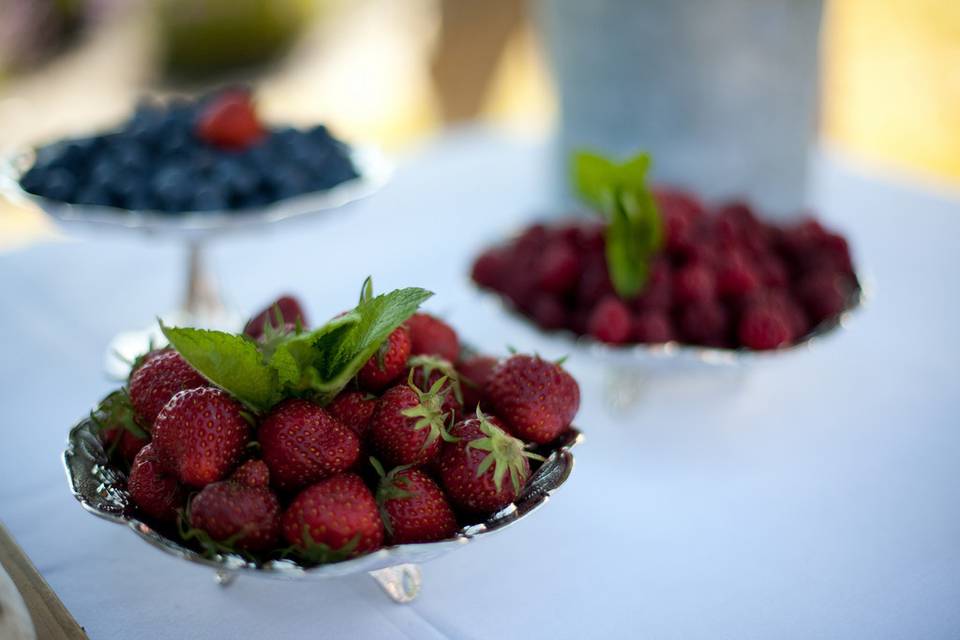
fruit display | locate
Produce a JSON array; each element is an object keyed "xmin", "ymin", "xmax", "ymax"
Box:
[
  {"xmin": 471, "ymin": 152, "xmax": 860, "ymax": 351},
  {"xmin": 76, "ymin": 281, "xmax": 580, "ymax": 567},
  {"xmin": 18, "ymin": 88, "xmax": 358, "ymax": 213}
]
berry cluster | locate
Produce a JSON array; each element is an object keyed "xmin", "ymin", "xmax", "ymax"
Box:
[
  {"xmin": 19, "ymin": 89, "xmax": 358, "ymax": 213},
  {"xmin": 93, "ymin": 295, "xmax": 579, "ymax": 562},
  {"xmin": 472, "ymin": 188, "xmax": 858, "ymax": 350}
]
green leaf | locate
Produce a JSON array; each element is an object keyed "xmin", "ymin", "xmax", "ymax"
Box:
[
  {"xmin": 160, "ymin": 324, "xmax": 281, "ymax": 413},
  {"xmin": 573, "ymin": 151, "xmax": 617, "ymax": 210}
]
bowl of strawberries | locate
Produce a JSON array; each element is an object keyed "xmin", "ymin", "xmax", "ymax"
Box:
[
  {"xmin": 471, "ymin": 152, "xmax": 862, "ymax": 370},
  {"xmin": 64, "ymin": 281, "xmax": 581, "ymax": 602}
]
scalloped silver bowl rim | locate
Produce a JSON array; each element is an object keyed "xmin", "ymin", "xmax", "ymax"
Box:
[
  {"xmin": 472, "ymin": 278, "xmax": 865, "ymax": 368},
  {"xmin": 63, "ymin": 411, "xmax": 582, "ymax": 579},
  {"xmin": 0, "ymin": 145, "xmax": 391, "ymax": 239}
]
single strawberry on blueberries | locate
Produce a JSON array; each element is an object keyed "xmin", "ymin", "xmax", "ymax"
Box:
[
  {"xmin": 128, "ymin": 350, "xmax": 208, "ymax": 429},
  {"xmin": 587, "ymin": 295, "xmax": 632, "ymax": 344},
  {"xmin": 187, "ymin": 462, "xmax": 281, "ymax": 552},
  {"xmin": 371, "ymin": 459, "xmax": 458, "ymax": 544},
  {"xmin": 407, "ymin": 313, "xmax": 460, "ymax": 362},
  {"xmin": 484, "ymin": 354, "xmax": 579, "ymax": 445},
  {"xmin": 196, "ymin": 89, "xmax": 265, "ymax": 150},
  {"xmin": 282, "ymin": 473, "xmax": 384, "ymax": 560},
  {"xmin": 357, "ymin": 325, "xmax": 411, "ymax": 392},
  {"xmin": 368, "ymin": 374, "xmax": 456, "ymax": 467},
  {"xmin": 259, "ymin": 398, "xmax": 360, "ymax": 492},
  {"xmin": 152, "ymin": 387, "xmax": 251, "ymax": 488},
  {"xmin": 438, "ymin": 411, "xmax": 541, "ymax": 514},
  {"xmin": 128, "ymin": 443, "xmax": 185, "ymax": 523}
]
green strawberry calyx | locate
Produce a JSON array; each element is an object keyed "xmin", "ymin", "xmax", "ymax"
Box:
[
  {"xmin": 369, "ymin": 457, "xmax": 415, "ymax": 537},
  {"xmin": 401, "ymin": 371, "xmax": 458, "ymax": 450},
  {"xmin": 287, "ymin": 528, "xmax": 361, "ymax": 565},
  {"xmin": 407, "ymin": 354, "xmax": 463, "ymax": 404},
  {"xmin": 89, "ymin": 389, "xmax": 148, "ymax": 444},
  {"xmin": 468, "ymin": 408, "xmax": 545, "ymax": 495},
  {"xmin": 176, "ymin": 507, "xmax": 254, "ymax": 562}
]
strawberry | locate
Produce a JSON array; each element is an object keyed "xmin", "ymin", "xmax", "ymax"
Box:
[
  {"xmin": 357, "ymin": 325, "xmax": 411, "ymax": 392},
  {"xmin": 457, "ymin": 355, "xmax": 499, "ymax": 411},
  {"xmin": 92, "ymin": 390, "xmax": 149, "ymax": 462},
  {"xmin": 327, "ymin": 390, "xmax": 377, "ymax": 437},
  {"xmin": 407, "ymin": 313, "xmax": 460, "ymax": 362},
  {"xmin": 152, "ymin": 387, "xmax": 251, "ymax": 488},
  {"xmin": 128, "ymin": 443, "xmax": 184, "ymax": 523},
  {"xmin": 282, "ymin": 473, "xmax": 384, "ymax": 560},
  {"xmin": 371, "ymin": 459, "xmax": 458, "ymax": 544},
  {"xmin": 407, "ymin": 355, "xmax": 463, "ymax": 421},
  {"xmin": 128, "ymin": 350, "xmax": 207, "ymax": 429},
  {"xmin": 231, "ymin": 459, "xmax": 270, "ymax": 488},
  {"xmin": 438, "ymin": 411, "xmax": 541, "ymax": 514},
  {"xmin": 484, "ymin": 354, "xmax": 580, "ymax": 444},
  {"xmin": 196, "ymin": 89, "xmax": 265, "ymax": 150},
  {"xmin": 368, "ymin": 376, "xmax": 456, "ymax": 467},
  {"xmin": 259, "ymin": 398, "xmax": 360, "ymax": 492},
  {"xmin": 243, "ymin": 295, "xmax": 307, "ymax": 339},
  {"xmin": 187, "ymin": 465, "xmax": 281, "ymax": 552}
]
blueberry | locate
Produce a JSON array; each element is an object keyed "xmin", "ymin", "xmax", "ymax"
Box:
[
  {"xmin": 74, "ymin": 185, "xmax": 115, "ymax": 207},
  {"xmin": 150, "ymin": 165, "xmax": 193, "ymax": 212},
  {"xmin": 157, "ymin": 128, "xmax": 193, "ymax": 159},
  {"xmin": 20, "ymin": 166, "xmax": 46, "ymax": 194},
  {"xmin": 39, "ymin": 167, "xmax": 78, "ymax": 202},
  {"xmin": 213, "ymin": 160, "xmax": 259, "ymax": 205},
  {"xmin": 191, "ymin": 184, "xmax": 229, "ymax": 211},
  {"xmin": 89, "ymin": 157, "xmax": 119, "ymax": 188},
  {"xmin": 266, "ymin": 165, "xmax": 311, "ymax": 200},
  {"xmin": 306, "ymin": 124, "xmax": 334, "ymax": 145}
]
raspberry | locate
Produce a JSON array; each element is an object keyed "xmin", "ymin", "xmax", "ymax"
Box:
[
  {"xmin": 758, "ymin": 255, "xmax": 789, "ymax": 288},
  {"xmin": 537, "ymin": 241, "xmax": 581, "ymax": 294},
  {"xmin": 738, "ymin": 302, "xmax": 795, "ymax": 350},
  {"xmin": 631, "ymin": 257, "xmax": 672, "ymax": 311},
  {"xmin": 673, "ymin": 263, "xmax": 716, "ymax": 305},
  {"xmin": 677, "ymin": 301, "xmax": 730, "ymax": 347},
  {"xmin": 632, "ymin": 310, "xmax": 674, "ymax": 343},
  {"xmin": 796, "ymin": 271, "xmax": 852, "ymax": 324},
  {"xmin": 531, "ymin": 294, "xmax": 567, "ymax": 330},
  {"xmin": 576, "ymin": 255, "xmax": 615, "ymax": 310},
  {"xmin": 471, "ymin": 247, "xmax": 510, "ymax": 290},
  {"xmin": 587, "ymin": 296, "xmax": 632, "ymax": 344},
  {"xmin": 716, "ymin": 250, "xmax": 760, "ymax": 298},
  {"xmin": 196, "ymin": 89, "xmax": 265, "ymax": 150}
]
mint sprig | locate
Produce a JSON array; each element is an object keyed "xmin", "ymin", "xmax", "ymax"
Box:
[
  {"xmin": 573, "ymin": 151, "xmax": 663, "ymax": 299},
  {"xmin": 161, "ymin": 280, "xmax": 432, "ymax": 413}
]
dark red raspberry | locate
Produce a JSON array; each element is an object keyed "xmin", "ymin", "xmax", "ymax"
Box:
[
  {"xmin": 632, "ymin": 310, "xmax": 674, "ymax": 343},
  {"xmin": 677, "ymin": 301, "xmax": 730, "ymax": 347},
  {"xmin": 716, "ymin": 250, "xmax": 761, "ymax": 298},
  {"xmin": 537, "ymin": 241, "xmax": 581, "ymax": 294},
  {"xmin": 631, "ymin": 257, "xmax": 672, "ymax": 311},
  {"xmin": 673, "ymin": 263, "xmax": 716, "ymax": 305},
  {"xmin": 796, "ymin": 271, "xmax": 852, "ymax": 324},
  {"xmin": 587, "ymin": 296, "xmax": 632, "ymax": 344},
  {"xmin": 738, "ymin": 302, "xmax": 795, "ymax": 350},
  {"xmin": 472, "ymin": 247, "xmax": 511, "ymax": 290},
  {"xmin": 576, "ymin": 255, "xmax": 615, "ymax": 310},
  {"xmin": 758, "ymin": 255, "xmax": 789, "ymax": 288},
  {"xmin": 531, "ymin": 294, "xmax": 568, "ymax": 330}
]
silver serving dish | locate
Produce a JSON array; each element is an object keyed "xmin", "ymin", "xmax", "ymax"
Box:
[{"xmin": 63, "ymin": 410, "xmax": 581, "ymax": 603}]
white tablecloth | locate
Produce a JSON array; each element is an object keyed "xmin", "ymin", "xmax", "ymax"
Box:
[{"xmin": 1, "ymin": 130, "xmax": 959, "ymax": 639}]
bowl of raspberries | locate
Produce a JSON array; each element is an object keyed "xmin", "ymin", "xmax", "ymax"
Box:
[
  {"xmin": 1, "ymin": 87, "xmax": 388, "ymax": 236},
  {"xmin": 64, "ymin": 281, "xmax": 581, "ymax": 602},
  {"xmin": 471, "ymin": 151, "xmax": 862, "ymax": 366}
]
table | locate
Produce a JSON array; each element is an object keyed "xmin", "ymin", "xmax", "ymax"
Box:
[{"xmin": 1, "ymin": 131, "xmax": 959, "ymax": 639}]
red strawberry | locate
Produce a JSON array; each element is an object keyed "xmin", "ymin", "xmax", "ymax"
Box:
[
  {"xmin": 368, "ymin": 377, "xmax": 455, "ymax": 467},
  {"xmin": 357, "ymin": 326, "xmax": 412, "ymax": 391},
  {"xmin": 457, "ymin": 355, "xmax": 498, "ymax": 411},
  {"xmin": 407, "ymin": 313, "xmax": 460, "ymax": 362},
  {"xmin": 93, "ymin": 390, "xmax": 149, "ymax": 462},
  {"xmin": 243, "ymin": 295, "xmax": 307, "ymax": 339},
  {"xmin": 187, "ymin": 472, "xmax": 281, "ymax": 552},
  {"xmin": 259, "ymin": 398, "xmax": 360, "ymax": 492},
  {"xmin": 128, "ymin": 350, "xmax": 207, "ymax": 429},
  {"xmin": 407, "ymin": 355, "xmax": 463, "ymax": 421},
  {"xmin": 196, "ymin": 89, "xmax": 265, "ymax": 150},
  {"xmin": 153, "ymin": 387, "xmax": 251, "ymax": 488},
  {"xmin": 231, "ymin": 459, "xmax": 270, "ymax": 488},
  {"xmin": 128, "ymin": 443, "xmax": 184, "ymax": 523},
  {"xmin": 282, "ymin": 473, "xmax": 384, "ymax": 560},
  {"xmin": 484, "ymin": 354, "xmax": 579, "ymax": 445},
  {"xmin": 372, "ymin": 460, "xmax": 458, "ymax": 544},
  {"xmin": 327, "ymin": 390, "xmax": 378, "ymax": 437},
  {"xmin": 438, "ymin": 411, "xmax": 539, "ymax": 514}
]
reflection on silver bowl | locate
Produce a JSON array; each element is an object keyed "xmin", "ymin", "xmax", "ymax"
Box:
[{"xmin": 63, "ymin": 409, "xmax": 581, "ymax": 602}]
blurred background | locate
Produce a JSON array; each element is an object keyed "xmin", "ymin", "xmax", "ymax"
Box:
[{"xmin": 0, "ymin": 0, "xmax": 957, "ymax": 249}]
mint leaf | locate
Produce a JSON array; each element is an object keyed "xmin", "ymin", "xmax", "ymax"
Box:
[
  {"xmin": 161, "ymin": 324, "xmax": 281, "ymax": 412},
  {"xmin": 572, "ymin": 150, "xmax": 663, "ymax": 299},
  {"xmin": 267, "ymin": 311, "xmax": 359, "ymax": 395}
]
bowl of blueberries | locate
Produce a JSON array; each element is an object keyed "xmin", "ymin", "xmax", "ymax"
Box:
[
  {"xmin": 0, "ymin": 87, "xmax": 390, "ymax": 377},
  {"xmin": 1, "ymin": 87, "xmax": 389, "ymax": 238}
]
